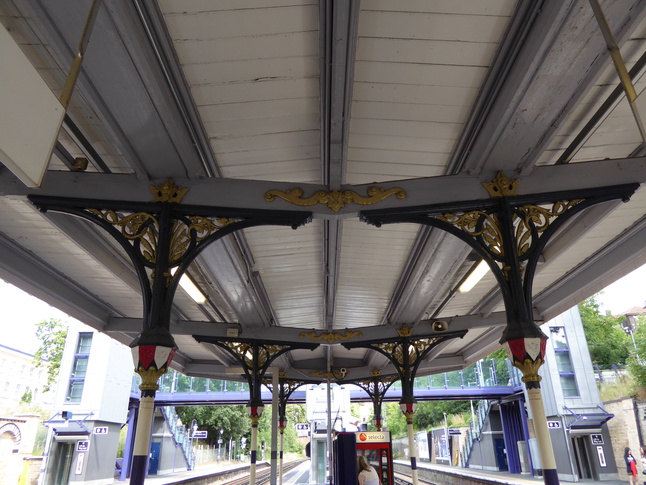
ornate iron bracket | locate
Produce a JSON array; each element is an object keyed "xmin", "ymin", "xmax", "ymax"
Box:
[
  {"xmin": 29, "ymin": 179, "xmax": 312, "ymax": 348},
  {"xmin": 193, "ymin": 336, "xmax": 319, "ymax": 406},
  {"xmin": 344, "ymin": 324, "xmax": 467, "ymax": 404},
  {"xmin": 361, "ymin": 174, "xmax": 639, "ymax": 343}
]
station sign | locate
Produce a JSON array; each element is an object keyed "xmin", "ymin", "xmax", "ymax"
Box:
[
  {"xmin": 448, "ymin": 428, "xmax": 461, "ymax": 435},
  {"xmin": 76, "ymin": 440, "xmax": 90, "ymax": 452},
  {"xmin": 295, "ymin": 423, "xmax": 310, "ymax": 437},
  {"xmin": 94, "ymin": 426, "xmax": 108, "ymax": 435},
  {"xmin": 356, "ymin": 431, "xmax": 390, "ymax": 443},
  {"xmin": 193, "ymin": 430, "xmax": 208, "ymax": 439}
]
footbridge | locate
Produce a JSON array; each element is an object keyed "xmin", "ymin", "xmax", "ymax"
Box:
[{"xmin": 131, "ymin": 358, "xmax": 523, "ymax": 406}]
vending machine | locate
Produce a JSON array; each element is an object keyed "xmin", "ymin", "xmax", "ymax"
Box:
[
  {"xmin": 355, "ymin": 431, "xmax": 393, "ymax": 485},
  {"xmin": 333, "ymin": 431, "xmax": 394, "ymax": 485}
]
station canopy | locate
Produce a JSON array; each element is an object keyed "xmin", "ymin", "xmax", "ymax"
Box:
[{"xmin": 0, "ymin": 0, "xmax": 645, "ymax": 384}]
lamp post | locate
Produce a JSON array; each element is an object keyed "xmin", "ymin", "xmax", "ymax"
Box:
[{"xmin": 218, "ymin": 429, "xmax": 224, "ymax": 463}]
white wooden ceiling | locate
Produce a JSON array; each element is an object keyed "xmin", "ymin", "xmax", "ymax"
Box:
[{"xmin": 0, "ymin": 0, "xmax": 646, "ymax": 382}]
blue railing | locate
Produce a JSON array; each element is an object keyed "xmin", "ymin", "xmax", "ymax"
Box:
[
  {"xmin": 160, "ymin": 406, "xmax": 196, "ymax": 470},
  {"xmin": 131, "ymin": 358, "xmax": 521, "ymax": 396}
]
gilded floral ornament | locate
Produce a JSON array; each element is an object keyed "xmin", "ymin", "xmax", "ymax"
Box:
[
  {"xmin": 150, "ymin": 178, "xmax": 188, "ymax": 203},
  {"xmin": 299, "ymin": 329, "xmax": 362, "ymax": 343},
  {"xmin": 265, "ymin": 186, "xmax": 406, "ymax": 212},
  {"xmin": 396, "ymin": 323, "xmax": 414, "ymax": 337},
  {"xmin": 482, "ymin": 172, "xmax": 519, "ymax": 198},
  {"xmin": 309, "ymin": 369, "xmax": 349, "ymax": 380}
]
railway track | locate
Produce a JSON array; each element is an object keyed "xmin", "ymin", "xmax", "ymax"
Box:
[{"xmin": 224, "ymin": 458, "xmax": 308, "ymax": 485}]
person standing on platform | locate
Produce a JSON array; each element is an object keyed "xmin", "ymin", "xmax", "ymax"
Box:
[
  {"xmin": 358, "ymin": 455, "xmax": 379, "ymax": 485},
  {"xmin": 625, "ymin": 447, "xmax": 638, "ymax": 485}
]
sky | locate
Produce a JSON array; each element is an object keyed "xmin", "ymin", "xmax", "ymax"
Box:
[{"xmin": 0, "ymin": 263, "xmax": 645, "ymax": 356}]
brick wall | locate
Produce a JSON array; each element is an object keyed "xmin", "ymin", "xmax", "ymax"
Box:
[{"xmin": 605, "ymin": 397, "xmax": 641, "ymax": 475}]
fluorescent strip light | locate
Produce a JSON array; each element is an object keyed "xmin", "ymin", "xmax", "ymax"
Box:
[
  {"xmin": 458, "ymin": 260, "xmax": 491, "ymax": 293},
  {"xmin": 171, "ymin": 268, "xmax": 206, "ymax": 304}
]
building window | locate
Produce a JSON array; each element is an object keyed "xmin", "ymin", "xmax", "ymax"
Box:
[
  {"xmin": 66, "ymin": 333, "xmax": 92, "ymax": 403},
  {"xmin": 550, "ymin": 327, "xmax": 579, "ymax": 397}
]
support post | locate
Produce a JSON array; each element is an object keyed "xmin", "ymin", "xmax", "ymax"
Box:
[
  {"xmin": 270, "ymin": 368, "xmax": 279, "ymax": 485},
  {"xmin": 130, "ymin": 344, "xmax": 175, "ymax": 485},
  {"xmin": 400, "ymin": 400, "xmax": 418, "ymax": 485},
  {"xmin": 504, "ymin": 337, "xmax": 558, "ymax": 485},
  {"xmin": 247, "ymin": 402, "xmax": 264, "ymax": 485}
]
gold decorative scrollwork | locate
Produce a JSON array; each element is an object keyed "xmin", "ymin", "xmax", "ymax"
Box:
[
  {"xmin": 169, "ymin": 216, "xmax": 236, "ymax": 263},
  {"xmin": 265, "ymin": 186, "xmax": 407, "ymax": 212},
  {"xmin": 89, "ymin": 210, "xmax": 159, "ymax": 263},
  {"xmin": 514, "ymin": 200, "xmax": 581, "ymax": 257},
  {"xmin": 438, "ymin": 211, "xmax": 504, "ymax": 258},
  {"xmin": 482, "ymin": 172, "xmax": 519, "ymax": 198},
  {"xmin": 309, "ymin": 369, "xmax": 349, "ymax": 380},
  {"xmin": 376, "ymin": 337, "xmax": 442, "ymax": 366},
  {"xmin": 299, "ymin": 330, "xmax": 362, "ymax": 343},
  {"xmin": 89, "ymin": 209, "xmax": 236, "ymax": 271},
  {"xmin": 150, "ymin": 178, "xmax": 188, "ymax": 203},
  {"xmin": 225, "ymin": 342, "xmax": 288, "ymax": 369}
]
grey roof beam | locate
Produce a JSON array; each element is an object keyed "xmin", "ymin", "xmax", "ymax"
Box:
[
  {"xmin": 3, "ymin": 157, "xmax": 644, "ymax": 215},
  {"xmin": 0, "ymin": 232, "xmax": 114, "ymax": 331},
  {"xmin": 457, "ymin": 0, "xmax": 646, "ymax": 174}
]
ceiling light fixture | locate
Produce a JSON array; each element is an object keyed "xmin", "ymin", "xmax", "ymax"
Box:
[
  {"xmin": 171, "ymin": 268, "xmax": 206, "ymax": 304},
  {"xmin": 458, "ymin": 260, "xmax": 491, "ymax": 293}
]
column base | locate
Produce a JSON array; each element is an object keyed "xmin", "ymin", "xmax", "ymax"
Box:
[
  {"xmin": 130, "ymin": 455, "xmax": 148, "ymax": 485},
  {"xmin": 543, "ymin": 468, "xmax": 559, "ymax": 485}
]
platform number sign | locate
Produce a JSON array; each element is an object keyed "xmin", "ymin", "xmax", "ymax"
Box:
[
  {"xmin": 295, "ymin": 423, "xmax": 310, "ymax": 437},
  {"xmin": 546, "ymin": 421, "xmax": 561, "ymax": 429}
]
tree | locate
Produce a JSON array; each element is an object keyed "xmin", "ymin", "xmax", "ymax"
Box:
[
  {"xmin": 33, "ymin": 318, "xmax": 68, "ymax": 392},
  {"xmin": 578, "ymin": 296, "xmax": 630, "ymax": 368},
  {"xmin": 413, "ymin": 400, "xmax": 470, "ymax": 430},
  {"xmin": 176, "ymin": 404, "xmax": 250, "ymax": 447},
  {"xmin": 628, "ymin": 313, "xmax": 646, "ymax": 391}
]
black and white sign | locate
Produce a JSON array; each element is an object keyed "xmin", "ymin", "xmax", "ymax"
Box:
[
  {"xmin": 547, "ymin": 421, "xmax": 561, "ymax": 429},
  {"xmin": 448, "ymin": 428, "xmax": 461, "ymax": 435},
  {"xmin": 94, "ymin": 426, "xmax": 108, "ymax": 435},
  {"xmin": 295, "ymin": 423, "xmax": 310, "ymax": 437},
  {"xmin": 76, "ymin": 440, "xmax": 90, "ymax": 452},
  {"xmin": 597, "ymin": 446, "xmax": 607, "ymax": 467},
  {"xmin": 590, "ymin": 434, "xmax": 604, "ymax": 445},
  {"xmin": 75, "ymin": 453, "xmax": 85, "ymax": 474},
  {"xmin": 193, "ymin": 430, "xmax": 208, "ymax": 439}
]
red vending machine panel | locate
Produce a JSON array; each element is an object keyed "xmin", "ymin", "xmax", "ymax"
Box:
[{"xmin": 355, "ymin": 431, "xmax": 393, "ymax": 485}]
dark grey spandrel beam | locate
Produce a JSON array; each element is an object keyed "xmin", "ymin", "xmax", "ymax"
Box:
[
  {"xmin": 384, "ymin": 230, "xmax": 472, "ymax": 325},
  {"xmin": 534, "ymin": 216, "xmax": 646, "ymax": 321},
  {"xmin": 462, "ymin": 0, "xmax": 645, "ymax": 173},
  {"xmin": 46, "ymin": 212, "xmax": 141, "ymax": 294},
  {"xmin": 449, "ymin": 327, "xmax": 506, "ymax": 366},
  {"xmin": 3, "ymin": 158, "xmax": 644, "ymax": 215},
  {"xmin": 107, "ymin": 311, "xmax": 508, "ymax": 342},
  {"xmin": 0, "ymin": 233, "xmax": 114, "ymax": 331},
  {"xmin": 198, "ymin": 239, "xmax": 273, "ymax": 326}
]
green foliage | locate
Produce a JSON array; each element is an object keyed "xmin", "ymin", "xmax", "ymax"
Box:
[
  {"xmin": 384, "ymin": 402, "xmax": 407, "ymax": 438},
  {"xmin": 628, "ymin": 314, "xmax": 646, "ymax": 394},
  {"xmin": 176, "ymin": 404, "xmax": 251, "ymax": 447},
  {"xmin": 413, "ymin": 401, "xmax": 470, "ymax": 430},
  {"xmin": 33, "ymin": 318, "xmax": 68, "ymax": 392},
  {"xmin": 257, "ymin": 404, "xmax": 305, "ymax": 455},
  {"xmin": 579, "ymin": 296, "xmax": 630, "ymax": 368},
  {"xmin": 20, "ymin": 389, "xmax": 33, "ymax": 403}
]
